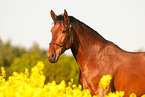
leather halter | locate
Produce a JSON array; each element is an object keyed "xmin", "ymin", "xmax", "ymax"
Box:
[{"xmin": 49, "ymin": 24, "xmax": 72, "ymax": 48}]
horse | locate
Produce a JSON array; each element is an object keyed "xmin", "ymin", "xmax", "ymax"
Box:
[{"xmin": 47, "ymin": 10, "xmax": 145, "ymax": 97}]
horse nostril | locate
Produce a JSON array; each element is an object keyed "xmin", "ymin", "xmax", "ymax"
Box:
[
  {"xmin": 52, "ymin": 53, "xmax": 54, "ymax": 58},
  {"xmin": 47, "ymin": 52, "xmax": 55, "ymax": 62}
]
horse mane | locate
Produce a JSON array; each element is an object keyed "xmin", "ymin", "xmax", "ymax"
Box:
[
  {"xmin": 54, "ymin": 15, "xmax": 106, "ymax": 41},
  {"xmin": 54, "ymin": 15, "xmax": 96, "ymax": 32}
]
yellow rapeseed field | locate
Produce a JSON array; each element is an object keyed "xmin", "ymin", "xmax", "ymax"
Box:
[{"xmin": 0, "ymin": 61, "xmax": 145, "ymax": 97}]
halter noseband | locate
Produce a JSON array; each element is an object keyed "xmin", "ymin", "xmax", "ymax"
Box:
[{"xmin": 49, "ymin": 24, "xmax": 72, "ymax": 48}]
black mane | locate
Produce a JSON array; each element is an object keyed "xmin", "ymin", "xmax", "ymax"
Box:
[
  {"xmin": 54, "ymin": 15, "xmax": 98, "ymax": 33},
  {"xmin": 54, "ymin": 15, "xmax": 106, "ymax": 41}
]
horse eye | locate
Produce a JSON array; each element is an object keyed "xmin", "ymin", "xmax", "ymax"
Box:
[{"xmin": 62, "ymin": 30, "xmax": 67, "ymax": 33}]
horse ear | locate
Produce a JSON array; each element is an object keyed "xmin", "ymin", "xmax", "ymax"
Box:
[
  {"xmin": 50, "ymin": 10, "xmax": 57, "ymax": 21},
  {"xmin": 63, "ymin": 9, "xmax": 70, "ymax": 23}
]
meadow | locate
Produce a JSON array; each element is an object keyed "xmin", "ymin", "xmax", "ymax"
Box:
[
  {"xmin": 0, "ymin": 61, "xmax": 145, "ymax": 97},
  {"xmin": 1, "ymin": 39, "xmax": 145, "ymax": 97}
]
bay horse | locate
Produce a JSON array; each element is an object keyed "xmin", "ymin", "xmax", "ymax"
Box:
[{"xmin": 47, "ymin": 10, "xmax": 145, "ymax": 97}]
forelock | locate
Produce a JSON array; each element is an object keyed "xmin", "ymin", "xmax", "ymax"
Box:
[{"xmin": 54, "ymin": 15, "xmax": 65, "ymax": 24}]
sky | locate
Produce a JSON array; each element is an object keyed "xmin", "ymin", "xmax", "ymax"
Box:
[{"xmin": 0, "ymin": 0, "xmax": 145, "ymax": 55}]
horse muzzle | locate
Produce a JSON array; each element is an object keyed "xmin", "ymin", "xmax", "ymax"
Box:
[{"xmin": 47, "ymin": 48, "xmax": 61, "ymax": 63}]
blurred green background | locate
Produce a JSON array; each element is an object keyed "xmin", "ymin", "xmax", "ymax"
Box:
[{"xmin": 0, "ymin": 38, "xmax": 80, "ymax": 85}]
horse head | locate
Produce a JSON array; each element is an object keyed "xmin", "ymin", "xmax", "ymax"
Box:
[{"xmin": 47, "ymin": 10, "xmax": 73, "ymax": 63}]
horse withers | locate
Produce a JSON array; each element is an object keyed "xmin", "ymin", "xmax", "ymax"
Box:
[{"xmin": 47, "ymin": 10, "xmax": 145, "ymax": 97}]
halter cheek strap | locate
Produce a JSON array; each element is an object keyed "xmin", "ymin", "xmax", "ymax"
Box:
[{"xmin": 49, "ymin": 24, "xmax": 72, "ymax": 48}]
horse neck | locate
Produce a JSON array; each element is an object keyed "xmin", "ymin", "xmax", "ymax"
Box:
[{"xmin": 70, "ymin": 21, "xmax": 108, "ymax": 70}]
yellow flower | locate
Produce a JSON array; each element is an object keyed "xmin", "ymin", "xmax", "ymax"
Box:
[
  {"xmin": 13, "ymin": 72, "xmax": 19, "ymax": 76},
  {"xmin": 72, "ymin": 84, "xmax": 76, "ymax": 88},
  {"xmin": 25, "ymin": 68, "xmax": 29, "ymax": 75},
  {"xmin": 99, "ymin": 74, "xmax": 112, "ymax": 90},
  {"xmin": 106, "ymin": 91, "xmax": 125, "ymax": 97},
  {"xmin": 130, "ymin": 93, "xmax": 137, "ymax": 97},
  {"xmin": 31, "ymin": 66, "xmax": 39, "ymax": 73},
  {"xmin": 36, "ymin": 61, "xmax": 44, "ymax": 70},
  {"xmin": 70, "ymin": 78, "xmax": 74, "ymax": 83},
  {"xmin": 3, "ymin": 61, "xmax": 145, "ymax": 97},
  {"xmin": 78, "ymin": 85, "xmax": 82, "ymax": 90},
  {"xmin": 116, "ymin": 91, "xmax": 125, "ymax": 97},
  {"xmin": 1, "ymin": 67, "xmax": 6, "ymax": 77}
]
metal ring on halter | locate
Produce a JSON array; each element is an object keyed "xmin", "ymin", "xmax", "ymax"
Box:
[{"xmin": 49, "ymin": 24, "xmax": 72, "ymax": 48}]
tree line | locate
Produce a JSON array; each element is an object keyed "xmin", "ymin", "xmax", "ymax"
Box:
[{"xmin": 0, "ymin": 38, "xmax": 80, "ymax": 85}]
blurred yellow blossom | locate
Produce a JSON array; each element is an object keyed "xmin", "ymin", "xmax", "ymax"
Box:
[
  {"xmin": 141, "ymin": 94, "xmax": 145, "ymax": 97},
  {"xmin": 99, "ymin": 74, "xmax": 112, "ymax": 90},
  {"xmin": 1, "ymin": 67, "xmax": 6, "ymax": 77},
  {"xmin": 36, "ymin": 61, "xmax": 44, "ymax": 70},
  {"xmin": 129, "ymin": 93, "xmax": 137, "ymax": 97},
  {"xmin": 0, "ymin": 61, "xmax": 145, "ymax": 97},
  {"xmin": 105, "ymin": 91, "xmax": 125, "ymax": 97}
]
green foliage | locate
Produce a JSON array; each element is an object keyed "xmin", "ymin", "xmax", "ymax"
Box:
[
  {"xmin": 1, "ymin": 38, "xmax": 145, "ymax": 87},
  {"xmin": 8, "ymin": 53, "xmax": 80, "ymax": 85},
  {"xmin": 0, "ymin": 39, "xmax": 26, "ymax": 67},
  {"xmin": 43, "ymin": 55, "xmax": 80, "ymax": 85},
  {"xmin": 8, "ymin": 53, "xmax": 42, "ymax": 75},
  {"xmin": 28, "ymin": 42, "xmax": 46, "ymax": 57},
  {"xmin": 0, "ymin": 38, "xmax": 80, "ymax": 85}
]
